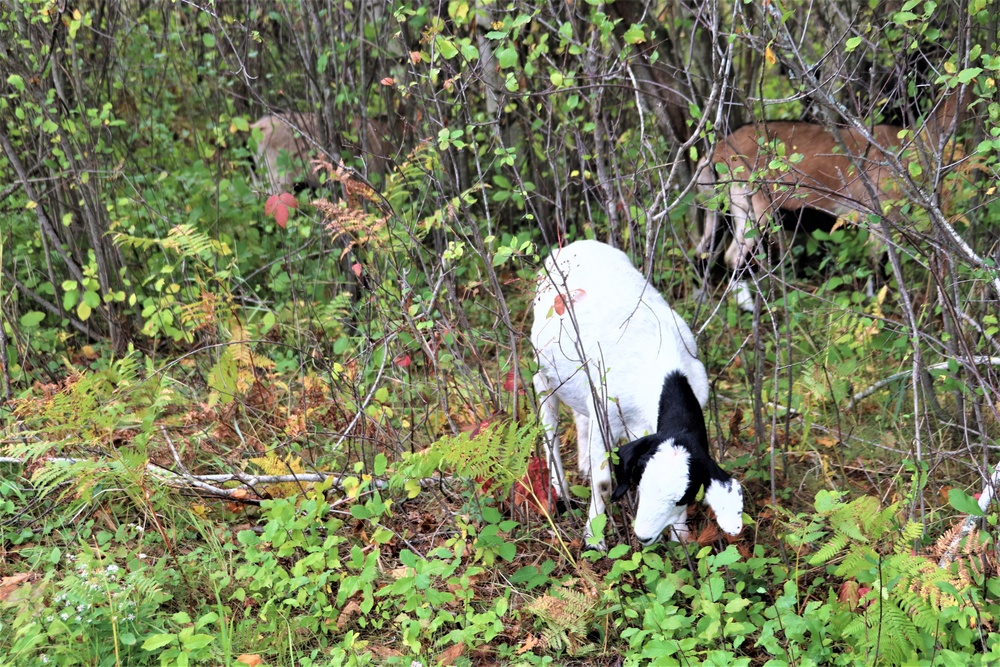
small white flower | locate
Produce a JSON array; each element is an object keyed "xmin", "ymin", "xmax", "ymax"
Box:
[
  {"xmin": 138, "ymin": 553, "xmax": 147, "ymax": 559},
  {"xmin": 106, "ymin": 564, "xmax": 120, "ymax": 575},
  {"xmin": 126, "ymin": 613, "xmax": 135, "ymax": 621},
  {"xmin": 40, "ymin": 655, "xmax": 49, "ymax": 664},
  {"xmin": 60, "ymin": 613, "xmax": 69, "ymax": 621}
]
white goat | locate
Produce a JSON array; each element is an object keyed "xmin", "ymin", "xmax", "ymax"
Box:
[{"xmin": 531, "ymin": 239, "xmax": 743, "ymax": 548}]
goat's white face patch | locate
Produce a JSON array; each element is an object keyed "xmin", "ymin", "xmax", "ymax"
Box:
[
  {"xmin": 632, "ymin": 443, "xmax": 691, "ymax": 544},
  {"xmin": 705, "ymin": 478, "xmax": 744, "ymax": 535}
]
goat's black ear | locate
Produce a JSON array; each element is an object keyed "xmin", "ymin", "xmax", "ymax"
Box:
[{"xmin": 611, "ymin": 435, "xmax": 658, "ymax": 502}]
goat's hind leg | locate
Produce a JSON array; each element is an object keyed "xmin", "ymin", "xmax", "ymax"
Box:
[{"xmin": 534, "ymin": 372, "xmax": 569, "ymax": 502}]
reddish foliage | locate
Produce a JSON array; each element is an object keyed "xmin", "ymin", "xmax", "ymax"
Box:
[
  {"xmin": 514, "ymin": 455, "xmax": 557, "ymax": 515},
  {"xmin": 552, "ymin": 288, "xmax": 587, "ymax": 316},
  {"xmin": 351, "ymin": 262, "xmax": 363, "ymax": 277},
  {"xmin": 503, "ymin": 369, "xmax": 527, "ymax": 395},
  {"xmin": 264, "ymin": 192, "xmax": 298, "ymax": 229},
  {"xmin": 394, "ymin": 354, "xmax": 411, "ymax": 369}
]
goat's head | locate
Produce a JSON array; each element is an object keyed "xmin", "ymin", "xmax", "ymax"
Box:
[{"xmin": 612, "ymin": 432, "xmax": 744, "ymax": 545}]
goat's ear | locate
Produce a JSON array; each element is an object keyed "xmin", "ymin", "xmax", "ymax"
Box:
[
  {"xmin": 704, "ymin": 476, "xmax": 745, "ymax": 536},
  {"xmin": 611, "ymin": 435, "xmax": 658, "ymax": 502}
]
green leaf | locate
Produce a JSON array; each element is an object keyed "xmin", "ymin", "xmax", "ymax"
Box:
[
  {"xmin": 845, "ymin": 36, "xmax": 862, "ymax": 52},
  {"xmin": 460, "ymin": 43, "xmax": 479, "ymax": 60},
  {"xmin": 549, "ymin": 71, "xmax": 563, "ymax": 87},
  {"xmin": 908, "ymin": 160, "xmax": 922, "ymax": 178},
  {"xmin": 957, "ymin": 67, "xmax": 982, "ymax": 84},
  {"xmin": 83, "ymin": 290, "xmax": 101, "ymax": 309},
  {"xmin": 948, "ymin": 488, "xmax": 983, "ymax": 516},
  {"xmin": 374, "ymin": 452, "xmax": 387, "ymax": 476},
  {"xmin": 77, "ymin": 302, "xmax": 92, "ymax": 321},
  {"xmin": 261, "ymin": 311, "xmax": 276, "ymax": 333},
  {"xmin": 181, "ymin": 633, "xmax": 215, "ymax": 650},
  {"xmin": 202, "ymin": 33, "xmax": 216, "ymax": 48},
  {"xmin": 141, "ymin": 634, "xmax": 177, "ymax": 651},
  {"xmin": 622, "ymin": 24, "xmax": 646, "ymax": 44},
  {"xmin": 436, "ymin": 36, "xmax": 458, "ymax": 59},
  {"xmin": 7, "ymin": 74, "xmax": 24, "ymax": 92},
  {"xmin": 497, "ymin": 46, "xmax": 517, "ymax": 69},
  {"xmin": 231, "ymin": 116, "xmax": 250, "ymax": 132},
  {"xmin": 19, "ymin": 311, "xmax": 45, "ymax": 328},
  {"xmin": 607, "ymin": 543, "xmax": 630, "ymax": 559}
]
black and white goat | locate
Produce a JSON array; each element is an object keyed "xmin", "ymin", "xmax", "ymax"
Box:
[{"xmin": 531, "ymin": 239, "xmax": 743, "ymax": 548}]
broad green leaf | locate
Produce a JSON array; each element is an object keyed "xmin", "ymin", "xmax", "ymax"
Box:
[
  {"xmin": 497, "ymin": 46, "xmax": 517, "ymax": 69},
  {"xmin": 19, "ymin": 311, "xmax": 45, "ymax": 328},
  {"xmin": 622, "ymin": 24, "xmax": 646, "ymax": 44},
  {"xmin": 436, "ymin": 36, "xmax": 458, "ymax": 59},
  {"xmin": 141, "ymin": 634, "xmax": 176, "ymax": 651},
  {"xmin": 948, "ymin": 488, "xmax": 983, "ymax": 516},
  {"xmin": 7, "ymin": 74, "xmax": 24, "ymax": 92}
]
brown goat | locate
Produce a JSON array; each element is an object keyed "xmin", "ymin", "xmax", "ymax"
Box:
[
  {"xmin": 695, "ymin": 92, "xmax": 967, "ymax": 309},
  {"xmin": 251, "ymin": 111, "xmax": 401, "ymax": 193}
]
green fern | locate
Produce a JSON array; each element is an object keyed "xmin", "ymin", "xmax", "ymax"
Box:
[
  {"xmin": 390, "ymin": 420, "xmax": 540, "ymax": 492},
  {"xmin": 804, "ymin": 491, "xmax": 977, "ymax": 665}
]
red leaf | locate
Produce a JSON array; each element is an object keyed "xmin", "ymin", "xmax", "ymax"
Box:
[
  {"xmin": 381, "ymin": 77, "xmax": 395, "ymax": 86},
  {"xmin": 838, "ymin": 580, "xmax": 860, "ymax": 609},
  {"xmin": 351, "ymin": 262, "xmax": 363, "ymax": 277},
  {"xmin": 394, "ymin": 354, "xmax": 411, "ymax": 368},
  {"xmin": 552, "ymin": 289, "xmax": 586, "ymax": 316},
  {"xmin": 264, "ymin": 193, "xmax": 298, "ymax": 229},
  {"xmin": 514, "ymin": 456, "xmax": 556, "ymax": 515},
  {"xmin": 503, "ymin": 369, "xmax": 527, "ymax": 394}
]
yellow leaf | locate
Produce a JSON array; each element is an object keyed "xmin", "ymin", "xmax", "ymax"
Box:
[
  {"xmin": 25, "ymin": 200, "xmax": 37, "ymax": 210},
  {"xmin": 765, "ymin": 46, "xmax": 776, "ymax": 65}
]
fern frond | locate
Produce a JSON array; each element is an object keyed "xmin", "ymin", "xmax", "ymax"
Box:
[{"xmin": 390, "ymin": 421, "xmax": 540, "ymax": 492}]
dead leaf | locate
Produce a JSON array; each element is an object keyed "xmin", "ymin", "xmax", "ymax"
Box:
[
  {"xmin": 552, "ymin": 288, "xmax": 587, "ymax": 316},
  {"xmin": 696, "ymin": 523, "xmax": 720, "ymax": 546},
  {"xmin": 368, "ymin": 645, "xmax": 404, "ymax": 660},
  {"xmin": 336, "ymin": 600, "xmax": 362, "ymax": 630},
  {"xmin": 516, "ymin": 634, "xmax": 540, "ymax": 655},
  {"xmin": 436, "ymin": 642, "xmax": 464, "ymax": 666},
  {"xmin": 380, "ymin": 77, "xmax": 395, "ymax": 85},
  {"xmin": 0, "ymin": 573, "xmax": 33, "ymax": 602},
  {"xmin": 237, "ymin": 654, "xmax": 263, "ymax": 666},
  {"xmin": 815, "ymin": 436, "xmax": 839, "ymax": 448}
]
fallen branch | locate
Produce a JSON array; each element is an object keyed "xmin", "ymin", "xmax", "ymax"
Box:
[
  {"xmin": 848, "ymin": 356, "xmax": 1000, "ymax": 409},
  {"xmin": 0, "ymin": 456, "xmax": 450, "ymax": 501}
]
